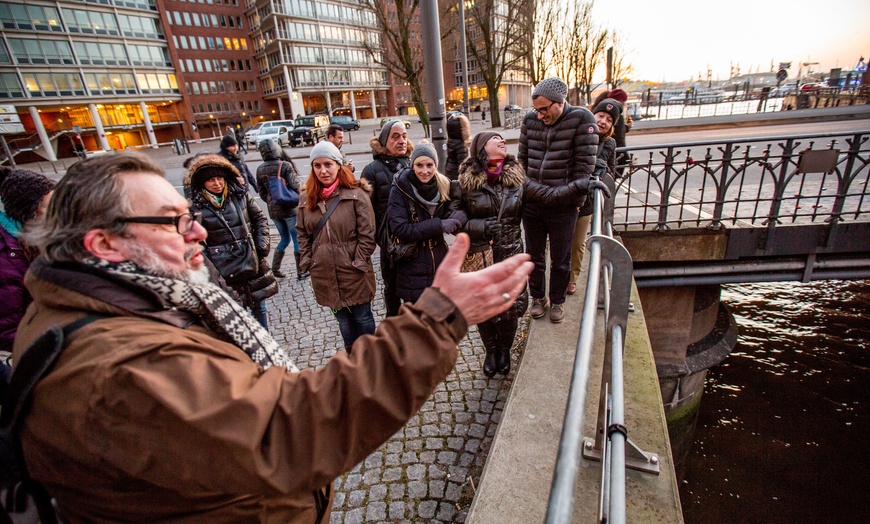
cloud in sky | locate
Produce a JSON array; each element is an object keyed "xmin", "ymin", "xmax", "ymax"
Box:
[{"xmin": 590, "ymin": 0, "xmax": 870, "ymax": 82}]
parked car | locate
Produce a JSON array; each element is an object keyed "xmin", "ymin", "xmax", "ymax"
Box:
[
  {"xmin": 379, "ymin": 117, "xmax": 411, "ymax": 129},
  {"xmin": 330, "ymin": 115, "xmax": 360, "ymax": 131},
  {"xmin": 289, "ymin": 115, "xmax": 330, "ymax": 147},
  {"xmin": 504, "ymin": 104, "xmax": 523, "ymax": 112},
  {"xmin": 244, "ymin": 122, "xmax": 264, "ymax": 145},
  {"xmin": 255, "ymin": 123, "xmax": 291, "ymax": 146}
]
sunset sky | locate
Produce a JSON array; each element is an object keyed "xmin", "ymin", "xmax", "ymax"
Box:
[{"xmin": 590, "ymin": 0, "xmax": 869, "ymax": 83}]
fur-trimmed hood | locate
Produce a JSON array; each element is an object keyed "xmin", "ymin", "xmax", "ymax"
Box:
[
  {"xmin": 458, "ymin": 156, "xmax": 525, "ymax": 192},
  {"xmin": 187, "ymin": 154, "xmax": 243, "ymax": 193},
  {"xmin": 369, "ymin": 136, "xmax": 414, "ymax": 159}
]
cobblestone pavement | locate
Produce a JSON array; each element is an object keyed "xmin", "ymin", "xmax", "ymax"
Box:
[{"xmin": 267, "ymin": 247, "xmax": 530, "ymax": 523}]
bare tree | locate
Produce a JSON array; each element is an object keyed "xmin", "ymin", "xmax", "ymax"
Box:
[
  {"xmin": 528, "ymin": 0, "xmax": 559, "ymax": 84},
  {"xmin": 608, "ymin": 31, "xmax": 634, "ymax": 88},
  {"xmin": 465, "ymin": 0, "xmax": 533, "ymax": 127},
  {"xmin": 360, "ymin": 0, "xmax": 429, "ymax": 127},
  {"xmin": 567, "ymin": 0, "xmax": 607, "ymax": 105}
]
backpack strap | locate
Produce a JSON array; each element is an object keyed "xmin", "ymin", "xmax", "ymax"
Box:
[
  {"xmin": 0, "ymin": 314, "xmax": 108, "ymax": 523},
  {"xmin": 311, "ymin": 196, "xmax": 342, "ymax": 243}
]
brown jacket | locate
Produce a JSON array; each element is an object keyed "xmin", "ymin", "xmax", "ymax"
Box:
[
  {"xmin": 296, "ymin": 182, "xmax": 376, "ymax": 309},
  {"xmin": 13, "ymin": 258, "xmax": 466, "ymax": 523}
]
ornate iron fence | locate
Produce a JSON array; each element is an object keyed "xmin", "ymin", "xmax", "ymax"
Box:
[{"xmin": 613, "ymin": 131, "xmax": 870, "ymax": 233}]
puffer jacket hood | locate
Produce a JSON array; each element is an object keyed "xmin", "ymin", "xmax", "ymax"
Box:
[
  {"xmin": 447, "ymin": 114, "xmax": 470, "ymax": 142},
  {"xmin": 257, "ymin": 138, "xmax": 283, "ymax": 161},
  {"xmin": 188, "ymin": 154, "xmax": 243, "ymax": 193}
]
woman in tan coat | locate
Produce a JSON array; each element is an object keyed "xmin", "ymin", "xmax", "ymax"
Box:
[{"xmin": 297, "ymin": 142, "xmax": 377, "ymax": 352}]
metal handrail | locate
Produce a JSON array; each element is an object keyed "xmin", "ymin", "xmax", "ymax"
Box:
[
  {"xmin": 545, "ymin": 177, "xmax": 644, "ymax": 523},
  {"xmin": 612, "ymin": 131, "xmax": 870, "ymax": 233}
]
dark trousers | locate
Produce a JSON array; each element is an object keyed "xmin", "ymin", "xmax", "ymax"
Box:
[
  {"xmin": 523, "ymin": 206, "xmax": 577, "ymax": 305},
  {"xmin": 333, "ymin": 302, "xmax": 376, "ymax": 347},
  {"xmin": 477, "ymin": 315, "xmax": 519, "ymax": 353},
  {"xmin": 380, "ymin": 249, "xmax": 401, "ymax": 317}
]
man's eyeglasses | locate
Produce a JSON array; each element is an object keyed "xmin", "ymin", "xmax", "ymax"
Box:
[
  {"xmin": 118, "ymin": 212, "xmax": 203, "ymax": 235},
  {"xmin": 534, "ymin": 101, "xmax": 557, "ymax": 115}
]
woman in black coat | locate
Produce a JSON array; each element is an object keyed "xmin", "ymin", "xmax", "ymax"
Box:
[
  {"xmin": 445, "ymin": 113, "xmax": 470, "ymax": 181},
  {"xmin": 459, "ymin": 131, "xmax": 602, "ymax": 377},
  {"xmin": 188, "ymin": 154, "xmax": 277, "ymax": 329},
  {"xmin": 387, "ymin": 142, "xmax": 464, "ymax": 304}
]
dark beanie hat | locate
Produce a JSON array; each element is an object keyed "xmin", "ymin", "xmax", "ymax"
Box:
[
  {"xmin": 0, "ymin": 169, "xmax": 55, "ymax": 224},
  {"xmin": 378, "ymin": 120, "xmax": 405, "ymax": 147},
  {"xmin": 608, "ymin": 89, "xmax": 628, "ymax": 103},
  {"xmin": 532, "ymin": 77, "xmax": 568, "ymax": 104},
  {"xmin": 592, "ymin": 98, "xmax": 623, "ymax": 124},
  {"xmin": 220, "ymin": 134, "xmax": 238, "ymax": 149},
  {"xmin": 469, "ymin": 131, "xmax": 502, "ymax": 161}
]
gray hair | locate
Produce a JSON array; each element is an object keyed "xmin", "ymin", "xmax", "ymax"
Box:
[{"xmin": 25, "ymin": 151, "xmax": 163, "ymax": 263}]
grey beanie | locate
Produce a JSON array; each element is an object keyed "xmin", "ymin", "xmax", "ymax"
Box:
[
  {"xmin": 410, "ymin": 141, "xmax": 438, "ymax": 165},
  {"xmin": 310, "ymin": 141, "xmax": 344, "ymax": 165},
  {"xmin": 532, "ymin": 77, "xmax": 568, "ymax": 104},
  {"xmin": 378, "ymin": 120, "xmax": 405, "ymax": 147}
]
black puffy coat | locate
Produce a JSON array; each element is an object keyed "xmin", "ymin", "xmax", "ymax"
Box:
[
  {"xmin": 360, "ymin": 137, "xmax": 413, "ymax": 247},
  {"xmin": 256, "ymin": 141, "xmax": 301, "ymax": 220},
  {"xmin": 445, "ymin": 115, "xmax": 470, "ymax": 181},
  {"xmin": 387, "ymin": 169, "xmax": 461, "ymax": 302},
  {"xmin": 189, "ymin": 178, "xmax": 276, "ymax": 308},
  {"xmin": 518, "ymin": 104, "xmax": 598, "ymax": 210},
  {"xmin": 579, "ymin": 136, "xmax": 617, "ymax": 217}
]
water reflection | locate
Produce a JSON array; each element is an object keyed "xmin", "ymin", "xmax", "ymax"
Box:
[{"xmin": 680, "ymin": 279, "xmax": 870, "ymax": 523}]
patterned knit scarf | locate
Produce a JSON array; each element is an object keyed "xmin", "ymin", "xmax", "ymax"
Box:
[{"xmin": 87, "ymin": 258, "xmax": 298, "ymax": 372}]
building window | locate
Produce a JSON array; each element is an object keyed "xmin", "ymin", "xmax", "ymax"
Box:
[
  {"xmin": 8, "ymin": 38, "xmax": 74, "ymax": 65},
  {"xmin": 128, "ymin": 44, "xmax": 171, "ymax": 66},
  {"xmin": 0, "ymin": 72, "xmax": 23, "ymax": 98},
  {"xmin": 24, "ymin": 72, "xmax": 86, "ymax": 97},
  {"xmin": 135, "ymin": 72, "xmax": 178, "ymax": 93},
  {"xmin": 74, "ymin": 41, "xmax": 128, "ymax": 65},
  {"xmin": 85, "ymin": 72, "xmax": 137, "ymax": 95},
  {"xmin": 0, "ymin": 3, "xmax": 63, "ymax": 32},
  {"xmin": 118, "ymin": 14, "xmax": 162, "ymax": 39},
  {"xmin": 60, "ymin": 8, "xmax": 119, "ymax": 35}
]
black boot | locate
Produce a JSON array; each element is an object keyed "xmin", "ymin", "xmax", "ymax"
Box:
[
  {"xmin": 271, "ymin": 249, "xmax": 287, "ymax": 278},
  {"xmin": 294, "ymin": 252, "xmax": 310, "ymax": 280},
  {"xmin": 478, "ymin": 321, "xmax": 499, "ymax": 378},
  {"xmin": 496, "ymin": 345, "xmax": 511, "ymax": 375},
  {"xmin": 483, "ymin": 348, "xmax": 498, "ymax": 378}
]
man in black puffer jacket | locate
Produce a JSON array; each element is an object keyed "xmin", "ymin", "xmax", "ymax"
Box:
[
  {"xmin": 361, "ymin": 121, "xmax": 414, "ymax": 317},
  {"xmin": 519, "ymin": 77, "xmax": 599, "ymax": 323}
]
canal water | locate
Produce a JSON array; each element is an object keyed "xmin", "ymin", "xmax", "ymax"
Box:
[{"xmin": 680, "ymin": 279, "xmax": 870, "ymax": 523}]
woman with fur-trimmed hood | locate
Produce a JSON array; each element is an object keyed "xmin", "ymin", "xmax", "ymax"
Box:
[
  {"xmin": 458, "ymin": 132, "xmax": 598, "ymax": 377},
  {"xmin": 445, "ymin": 113, "xmax": 471, "ymax": 181},
  {"xmin": 187, "ymin": 154, "xmax": 277, "ymax": 330}
]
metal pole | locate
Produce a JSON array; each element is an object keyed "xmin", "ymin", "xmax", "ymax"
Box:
[
  {"xmin": 608, "ymin": 324, "xmax": 626, "ymax": 524},
  {"xmin": 458, "ymin": 0, "xmax": 470, "ymax": 116},
  {"xmin": 421, "ymin": 0, "xmax": 447, "ymax": 172},
  {"xmin": 0, "ymin": 135, "xmax": 16, "ymax": 168}
]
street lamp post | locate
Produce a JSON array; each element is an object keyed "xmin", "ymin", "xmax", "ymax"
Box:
[
  {"xmin": 458, "ymin": 0, "xmax": 470, "ymax": 116},
  {"xmin": 421, "ymin": 0, "xmax": 447, "ymax": 172}
]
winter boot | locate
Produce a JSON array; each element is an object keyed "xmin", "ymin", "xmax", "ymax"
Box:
[
  {"xmin": 294, "ymin": 252, "xmax": 310, "ymax": 280},
  {"xmin": 496, "ymin": 345, "xmax": 511, "ymax": 375},
  {"xmin": 483, "ymin": 347, "xmax": 498, "ymax": 378},
  {"xmin": 271, "ymin": 249, "xmax": 287, "ymax": 278}
]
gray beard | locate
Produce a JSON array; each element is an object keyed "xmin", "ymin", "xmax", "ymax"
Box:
[{"xmin": 124, "ymin": 241, "xmax": 210, "ymax": 285}]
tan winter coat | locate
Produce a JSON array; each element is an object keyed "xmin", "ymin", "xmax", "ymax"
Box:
[
  {"xmin": 296, "ymin": 181, "xmax": 376, "ymax": 309},
  {"xmin": 13, "ymin": 257, "xmax": 466, "ymax": 523}
]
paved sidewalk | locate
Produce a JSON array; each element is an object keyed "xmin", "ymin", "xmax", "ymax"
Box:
[{"xmin": 270, "ymin": 253, "xmax": 530, "ymax": 523}]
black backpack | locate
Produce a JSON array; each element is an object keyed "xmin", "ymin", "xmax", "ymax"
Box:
[{"xmin": 0, "ymin": 315, "xmax": 105, "ymax": 523}]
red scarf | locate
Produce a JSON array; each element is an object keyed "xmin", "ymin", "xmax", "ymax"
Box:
[{"xmin": 320, "ymin": 178, "xmax": 340, "ymax": 200}]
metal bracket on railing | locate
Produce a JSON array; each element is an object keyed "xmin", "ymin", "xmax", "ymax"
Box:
[{"xmin": 580, "ymin": 234, "xmax": 660, "ymax": 476}]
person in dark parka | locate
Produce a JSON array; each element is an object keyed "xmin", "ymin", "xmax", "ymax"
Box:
[
  {"xmin": 445, "ymin": 113, "xmax": 470, "ymax": 181},
  {"xmin": 256, "ymin": 138, "xmax": 304, "ymax": 280},
  {"xmin": 387, "ymin": 142, "xmax": 464, "ymax": 304},
  {"xmin": 188, "ymin": 154, "xmax": 276, "ymax": 329},
  {"xmin": 219, "ymin": 134, "xmax": 258, "ymax": 192}
]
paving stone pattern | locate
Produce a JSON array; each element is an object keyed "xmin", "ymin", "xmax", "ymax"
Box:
[{"xmin": 267, "ymin": 244, "xmax": 530, "ymax": 523}]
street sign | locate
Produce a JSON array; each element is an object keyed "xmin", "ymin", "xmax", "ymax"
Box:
[
  {"xmin": 776, "ymin": 69, "xmax": 788, "ymax": 83},
  {"xmin": 0, "ymin": 105, "xmax": 24, "ymax": 134}
]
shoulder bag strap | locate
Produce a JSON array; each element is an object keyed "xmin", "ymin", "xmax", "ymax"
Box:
[{"xmin": 311, "ymin": 196, "xmax": 342, "ymax": 243}]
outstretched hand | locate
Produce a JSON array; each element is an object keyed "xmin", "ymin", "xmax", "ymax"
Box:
[{"xmin": 432, "ymin": 233, "xmax": 532, "ymax": 325}]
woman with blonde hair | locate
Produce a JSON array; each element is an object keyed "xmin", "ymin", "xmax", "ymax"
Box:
[
  {"xmin": 297, "ymin": 142, "xmax": 377, "ymax": 352},
  {"xmin": 387, "ymin": 142, "xmax": 464, "ymax": 305}
]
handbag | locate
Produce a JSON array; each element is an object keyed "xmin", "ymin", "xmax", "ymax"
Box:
[
  {"xmin": 205, "ymin": 199, "xmax": 258, "ymax": 284},
  {"xmin": 461, "ymin": 248, "xmax": 493, "ymax": 273},
  {"xmin": 268, "ymin": 161, "xmax": 299, "ymax": 209},
  {"xmin": 387, "ymin": 193, "xmax": 419, "ymax": 264}
]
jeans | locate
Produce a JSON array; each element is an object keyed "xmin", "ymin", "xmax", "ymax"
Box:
[
  {"xmin": 273, "ymin": 215, "xmax": 299, "ymax": 253},
  {"xmin": 523, "ymin": 206, "xmax": 577, "ymax": 305},
  {"xmin": 333, "ymin": 302, "xmax": 376, "ymax": 347},
  {"xmin": 251, "ymin": 300, "xmax": 269, "ymax": 331}
]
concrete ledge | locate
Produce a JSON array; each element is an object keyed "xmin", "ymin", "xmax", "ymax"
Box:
[{"xmin": 467, "ymin": 261, "xmax": 683, "ymax": 522}]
